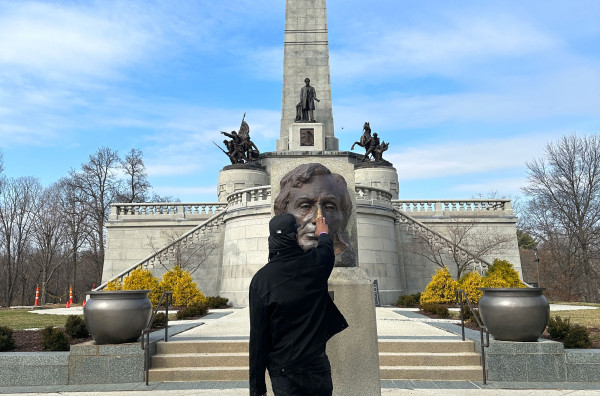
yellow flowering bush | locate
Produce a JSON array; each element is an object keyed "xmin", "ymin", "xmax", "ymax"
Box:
[
  {"xmin": 420, "ymin": 267, "xmax": 457, "ymax": 304},
  {"xmin": 457, "ymin": 271, "xmax": 484, "ymax": 303},
  {"xmin": 122, "ymin": 268, "xmax": 161, "ymax": 305},
  {"xmin": 104, "ymin": 279, "xmax": 122, "ymax": 291},
  {"xmin": 484, "ymin": 259, "xmax": 525, "ymax": 288},
  {"xmin": 157, "ymin": 265, "xmax": 207, "ymax": 307}
]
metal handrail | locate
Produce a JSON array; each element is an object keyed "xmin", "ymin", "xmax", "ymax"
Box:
[
  {"xmin": 141, "ymin": 291, "xmax": 173, "ymax": 386},
  {"xmin": 456, "ymin": 289, "xmax": 490, "ymax": 385}
]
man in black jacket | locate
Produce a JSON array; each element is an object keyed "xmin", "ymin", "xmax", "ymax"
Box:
[{"xmin": 249, "ymin": 213, "xmax": 348, "ymax": 396}]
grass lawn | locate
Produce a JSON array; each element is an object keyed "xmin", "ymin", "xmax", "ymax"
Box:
[
  {"xmin": 550, "ymin": 310, "xmax": 600, "ymax": 328},
  {"xmin": 0, "ymin": 308, "xmax": 82, "ymax": 330}
]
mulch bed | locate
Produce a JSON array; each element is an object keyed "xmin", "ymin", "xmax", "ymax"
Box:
[{"xmin": 12, "ymin": 330, "xmax": 92, "ymax": 352}]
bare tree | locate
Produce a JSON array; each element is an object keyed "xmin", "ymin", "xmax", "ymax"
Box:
[
  {"xmin": 522, "ymin": 134, "xmax": 600, "ymax": 302},
  {"xmin": 410, "ymin": 219, "xmax": 514, "ymax": 279},
  {"xmin": 57, "ymin": 177, "xmax": 93, "ymax": 301},
  {"xmin": 146, "ymin": 229, "xmax": 218, "ymax": 275},
  {"xmin": 68, "ymin": 147, "xmax": 121, "ymax": 277},
  {"xmin": 117, "ymin": 148, "xmax": 151, "ymax": 203},
  {"xmin": 0, "ymin": 177, "xmax": 42, "ymax": 306},
  {"xmin": 31, "ymin": 183, "xmax": 70, "ymax": 305}
]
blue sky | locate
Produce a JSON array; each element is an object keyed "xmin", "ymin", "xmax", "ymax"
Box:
[{"xmin": 1, "ymin": 0, "xmax": 599, "ymax": 202}]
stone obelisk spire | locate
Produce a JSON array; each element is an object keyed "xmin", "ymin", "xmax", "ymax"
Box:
[{"xmin": 277, "ymin": 0, "xmax": 338, "ymax": 151}]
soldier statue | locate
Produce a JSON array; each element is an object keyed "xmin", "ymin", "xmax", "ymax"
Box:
[{"xmin": 215, "ymin": 114, "xmax": 260, "ymax": 164}]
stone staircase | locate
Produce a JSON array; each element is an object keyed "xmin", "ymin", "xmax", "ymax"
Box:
[{"xmin": 148, "ymin": 338, "xmax": 483, "ymax": 382}]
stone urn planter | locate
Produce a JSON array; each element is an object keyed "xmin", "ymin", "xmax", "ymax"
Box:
[
  {"xmin": 478, "ymin": 288, "xmax": 550, "ymax": 342},
  {"xmin": 84, "ymin": 290, "xmax": 153, "ymax": 344}
]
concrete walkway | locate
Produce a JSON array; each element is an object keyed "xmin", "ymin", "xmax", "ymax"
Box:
[{"xmin": 2, "ymin": 306, "xmax": 599, "ymax": 395}]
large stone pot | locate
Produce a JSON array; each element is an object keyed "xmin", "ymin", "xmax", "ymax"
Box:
[
  {"xmin": 478, "ymin": 288, "xmax": 549, "ymax": 342},
  {"xmin": 84, "ymin": 290, "xmax": 152, "ymax": 344}
]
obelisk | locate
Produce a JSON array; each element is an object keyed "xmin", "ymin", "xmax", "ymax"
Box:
[{"xmin": 277, "ymin": 0, "xmax": 339, "ymax": 151}]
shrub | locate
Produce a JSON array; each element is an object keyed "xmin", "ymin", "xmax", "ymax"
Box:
[
  {"xmin": 547, "ymin": 316, "xmax": 571, "ymax": 341},
  {"xmin": 41, "ymin": 326, "xmax": 69, "ymax": 351},
  {"xmin": 104, "ymin": 279, "xmax": 122, "ymax": 291},
  {"xmin": 546, "ymin": 316, "xmax": 592, "ymax": 349},
  {"xmin": 207, "ymin": 296, "xmax": 229, "ymax": 309},
  {"xmin": 564, "ymin": 325, "xmax": 592, "ymax": 349},
  {"xmin": 65, "ymin": 315, "xmax": 88, "ymax": 338},
  {"xmin": 0, "ymin": 326, "xmax": 15, "ymax": 352},
  {"xmin": 484, "ymin": 259, "xmax": 525, "ymax": 288},
  {"xmin": 458, "ymin": 303, "xmax": 479, "ymax": 324},
  {"xmin": 176, "ymin": 301, "xmax": 208, "ymax": 320},
  {"xmin": 419, "ymin": 302, "xmax": 450, "ymax": 318},
  {"xmin": 457, "ymin": 271, "xmax": 483, "ymax": 303},
  {"xmin": 122, "ymin": 268, "xmax": 161, "ymax": 306},
  {"xmin": 158, "ymin": 265, "xmax": 207, "ymax": 307},
  {"xmin": 396, "ymin": 293, "xmax": 421, "ymax": 307},
  {"xmin": 420, "ymin": 267, "xmax": 457, "ymax": 304},
  {"xmin": 152, "ymin": 312, "xmax": 167, "ymax": 328}
]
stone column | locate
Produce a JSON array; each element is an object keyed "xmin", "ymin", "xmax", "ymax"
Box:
[{"xmin": 278, "ymin": 0, "xmax": 338, "ymax": 151}]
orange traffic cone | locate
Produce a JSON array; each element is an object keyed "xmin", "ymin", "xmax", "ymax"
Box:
[
  {"xmin": 69, "ymin": 284, "xmax": 73, "ymax": 304},
  {"xmin": 34, "ymin": 284, "xmax": 39, "ymax": 306},
  {"xmin": 66, "ymin": 301, "xmax": 70, "ymax": 308},
  {"xmin": 82, "ymin": 300, "xmax": 86, "ymax": 308}
]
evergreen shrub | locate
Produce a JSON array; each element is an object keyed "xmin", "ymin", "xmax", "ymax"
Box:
[
  {"xmin": 207, "ymin": 296, "xmax": 229, "ymax": 309},
  {"xmin": 457, "ymin": 271, "xmax": 483, "ymax": 303},
  {"xmin": 158, "ymin": 265, "xmax": 207, "ymax": 307},
  {"xmin": 396, "ymin": 293, "xmax": 421, "ymax": 307},
  {"xmin": 0, "ymin": 326, "xmax": 15, "ymax": 352},
  {"xmin": 419, "ymin": 302, "xmax": 450, "ymax": 318},
  {"xmin": 420, "ymin": 267, "xmax": 457, "ymax": 304},
  {"xmin": 484, "ymin": 259, "xmax": 525, "ymax": 288},
  {"xmin": 122, "ymin": 268, "xmax": 161, "ymax": 305},
  {"xmin": 546, "ymin": 316, "xmax": 592, "ymax": 348},
  {"xmin": 41, "ymin": 326, "xmax": 69, "ymax": 351},
  {"xmin": 65, "ymin": 315, "xmax": 88, "ymax": 338},
  {"xmin": 564, "ymin": 325, "xmax": 592, "ymax": 349},
  {"xmin": 547, "ymin": 316, "xmax": 571, "ymax": 340},
  {"xmin": 104, "ymin": 279, "xmax": 122, "ymax": 291},
  {"xmin": 152, "ymin": 313, "xmax": 167, "ymax": 328},
  {"xmin": 176, "ymin": 301, "xmax": 208, "ymax": 319}
]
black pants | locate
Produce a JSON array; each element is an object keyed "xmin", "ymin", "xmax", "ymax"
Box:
[{"xmin": 269, "ymin": 354, "xmax": 333, "ymax": 396}]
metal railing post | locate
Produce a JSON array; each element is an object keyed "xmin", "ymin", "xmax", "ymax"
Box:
[
  {"xmin": 456, "ymin": 289, "xmax": 489, "ymax": 385},
  {"xmin": 141, "ymin": 291, "xmax": 173, "ymax": 386}
]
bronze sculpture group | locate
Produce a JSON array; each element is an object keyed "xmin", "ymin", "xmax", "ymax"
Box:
[
  {"xmin": 215, "ymin": 114, "xmax": 260, "ymax": 164},
  {"xmin": 351, "ymin": 122, "xmax": 389, "ymax": 162}
]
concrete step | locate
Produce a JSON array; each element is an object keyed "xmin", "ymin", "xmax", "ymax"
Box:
[
  {"xmin": 378, "ymin": 339, "xmax": 475, "ymax": 353},
  {"xmin": 380, "ymin": 365, "xmax": 483, "ymax": 381},
  {"xmin": 379, "ymin": 352, "xmax": 480, "ymax": 367},
  {"xmin": 152, "ymin": 353, "xmax": 248, "ymax": 368},
  {"xmin": 157, "ymin": 340, "xmax": 249, "ymax": 354},
  {"xmin": 149, "ymin": 366, "xmax": 249, "ymax": 382}
]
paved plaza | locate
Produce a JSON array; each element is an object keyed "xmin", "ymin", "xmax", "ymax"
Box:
[{"xmin": 2, "ymin": 305, "xmax": 599, "ymax": 395}]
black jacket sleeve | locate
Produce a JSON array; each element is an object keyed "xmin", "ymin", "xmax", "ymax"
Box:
[
  {"xmin": 315, "ymin": 233, "xmax": 335, "ymax": 276},
  {"xmin": 249, "ymin": 284, "xmax": 268, "ymax": 396}
]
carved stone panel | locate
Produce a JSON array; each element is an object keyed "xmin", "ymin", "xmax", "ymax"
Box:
[{"xmin": 300, "ymin": 128, "xmax": 314, "ymax": 146}]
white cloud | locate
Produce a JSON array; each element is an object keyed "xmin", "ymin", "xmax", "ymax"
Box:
[
  {"xmin": 386, "ymin": 134, "xmax": 560, "ymax": 181},
  {"xmin": 331, "ymin": 13, "xmax": 557, "ymax": 81}
]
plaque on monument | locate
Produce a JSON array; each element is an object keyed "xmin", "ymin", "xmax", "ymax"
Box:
[{"xmin": 300, "ymin": 128, "xmax": 314, "ymax": 146}]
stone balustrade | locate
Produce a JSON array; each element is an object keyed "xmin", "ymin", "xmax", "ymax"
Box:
[
  {"xmin": 226, "ymin": 185, "xmax": 271, "ymax": 208},
  {"xmin": 96, "ymin": 211, "xmax": 226, "ymax": 290},
  {"xmin": 392, "ymin": 199, "xmax": 513, "ymax": 215},
  {"xmin": 110, "ymin": 202, "xmax": 227, "ymax": 219},
  {"xmin": 393, "ymin": 208, "xmax": 491, "ymax": 271},
  {"xmin": 355, "ymin": 185, "xmax": 393, "ymax": 204}
]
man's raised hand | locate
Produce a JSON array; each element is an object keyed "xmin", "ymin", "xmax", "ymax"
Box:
[{"xmin": 315, "ymin": 216, "xmax": 329, "ymax": 235}]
